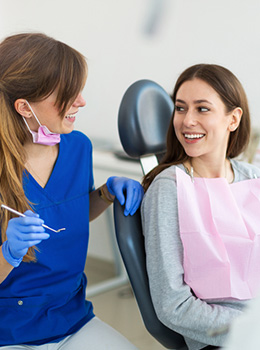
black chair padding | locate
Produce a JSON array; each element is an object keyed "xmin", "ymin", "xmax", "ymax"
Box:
[
  {"xmin": 118, "ymin": 79, "xmax": 174, "ymax": 158},
  {"xmin": 114, "ymin": 199, "xmax": 187, "ymax": 349}
]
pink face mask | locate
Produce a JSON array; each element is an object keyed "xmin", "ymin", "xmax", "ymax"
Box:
[{"xmin": 23, "ymin": 101, "xmax": 61, "ymax": 146}]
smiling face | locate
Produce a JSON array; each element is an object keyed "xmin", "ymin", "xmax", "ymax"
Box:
[
  {"xmin": 173, "ymin": 78, "xmax": 239, "ymax": 162},
  {"xmin": 19, "ymin": 91, "xmax": 86, "ymax": 136}
]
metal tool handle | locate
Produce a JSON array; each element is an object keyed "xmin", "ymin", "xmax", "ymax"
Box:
[{"xmin": 1, "ymin": 204, "xmax": 65, "ymax": 233}]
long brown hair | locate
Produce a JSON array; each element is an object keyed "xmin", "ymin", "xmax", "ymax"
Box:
[
  {"xmin": 0, "ymin": 33, "xmax": 87, "ymax": 261},
  {"xmin": 142, "ymin": 64, "xmax": 251, "ymax": 192}
]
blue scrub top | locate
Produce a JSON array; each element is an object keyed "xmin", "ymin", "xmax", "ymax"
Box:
[{"xmin": 0, "ymin": 131, "xmax": 95, "ymax": 346}]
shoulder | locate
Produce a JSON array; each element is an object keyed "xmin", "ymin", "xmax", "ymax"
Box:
[
  {"xmin": 147, "ymin": 166, "xmax": 177, "ymax": 193},
  {"xmin": 231, "ymin": 158, "xmax": 260, "ymax": 180},
  {"xmin": 153, "ymin": 165, "xmax": 177, "ymax": 182},
  {"xmin": 142, "ymin": 165, "xmax": 181, "ymax": 205},
  {"xmin": 150, "ymin": 164, "xmax": 186, "ymax": 186},
  {"xmin": 141, "ymin": 165, "xmax": 181, "ymax": 227}
]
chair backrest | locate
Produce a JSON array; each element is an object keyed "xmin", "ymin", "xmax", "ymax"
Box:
[
  {"xmin": 114, "ymin": 200, "xmax": 187, "ymax": 349},
  {"xmin": 114, "ymin": 80, "xmax": 187, "ymax": 349}
]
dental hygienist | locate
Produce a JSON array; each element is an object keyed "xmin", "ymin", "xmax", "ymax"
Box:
[{"xmin": 0, "ymin": 33, "xmax": 142, "ymax": 349}]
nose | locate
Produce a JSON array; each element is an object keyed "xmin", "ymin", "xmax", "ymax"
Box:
[
  {"xmin": 73, "ymin": 93, "xmax": 86, "ymax": 108},
  {"xmin": 183, "ymin": 110, "xmax": 197, "ymax": 127}
]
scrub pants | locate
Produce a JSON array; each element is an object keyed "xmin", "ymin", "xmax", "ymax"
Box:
[{"xmin": 0, "ymin": 317, "xmax": 138, "ymax": 350}]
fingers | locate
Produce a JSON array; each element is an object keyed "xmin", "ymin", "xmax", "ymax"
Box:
[
  {"xmin": 10, "ymin": 223, "xmax": 50, "ymax": 243},
  {"xmin": 107, "ymin": 177, "xmax": 125, "ymax": 204},
  {"xmin": 106, "ymin": 176, "xmax": 144, "ymax": 215},
  {"xmin": 23, "ymin": 240, "xmax": 42, "ymax": 247},
  {"xmin": 129, "ymin": 188, "xmax": 143, "ymax": 216},
  {"xmin": 8, "ymin": 230, "xmax": 50, "ymax": 259},
  {"xmin": 124, "ymin": 183, "xmax": 144, "ymax": 216},
  {"xmin": 23, "ymin": 210, "xmax": 40, "ymax": 218},
  {"xmin": 17, "ymin": 232, "xmax": 50, "ymax": 242},
  {"xmin": 114, "ymin": 185, "xmax": 126, "ymax": 206},
  {"xmin": 124, "ymin": 187, "xmax": 137, "ymax": 216},
  {"xmin": 7, "ymin": 215, "xmax": 50, "ymax": 247},
  {"xmin": 106, "ymin": 176, "xmax": 117, "ymax": 196},
  {"xmin": 9, "ymin": 216, "xmax": 45, "ymax": 231},
  {"xmin": 4, "ymin": 211, "xmax": 50, "ymax": 266}
]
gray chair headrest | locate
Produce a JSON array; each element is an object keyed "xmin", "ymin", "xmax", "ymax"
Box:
[{"xmin": 118, "ymin": 79, "xmax": 174, "ymax": 158}]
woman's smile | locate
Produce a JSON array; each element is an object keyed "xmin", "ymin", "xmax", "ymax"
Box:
[
  {"xmin": 65, "ymin": 113, "xmax": 76, "ymax": 123},
  {"xmin": 183, "ymin": 132, "xmax": 205, "ymax": 143}
]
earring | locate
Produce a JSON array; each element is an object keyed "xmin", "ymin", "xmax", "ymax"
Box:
[{"xmin": 229, "ymin": 125, "xmax": 237, "ymax": 131}]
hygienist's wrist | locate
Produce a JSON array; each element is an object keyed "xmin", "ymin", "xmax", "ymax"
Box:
[
  {"xmin": 99, "ymin": 184, "xmax": 115, "ymax": 204},
  {"xmin": 1, "ymin": 241, "xmax": 23, "ymax": 267}
]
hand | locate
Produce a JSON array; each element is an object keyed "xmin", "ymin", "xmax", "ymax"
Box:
[
  {"xmin": 2, "ymin": 210, "xmax": 50, "ymax": 267},
  {"xmin": 106, "ymin": 176, "xmax": 144, "ymax": 216}
]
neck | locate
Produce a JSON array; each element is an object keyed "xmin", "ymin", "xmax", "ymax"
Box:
[
  {"xmin": 24, "ymin": 143, "xmax": 59, "ymax": 188},
  {"xmin": 185, "ymin": 157, "xmax": 234, "ymax": 183},
  {"xmin": 24, "ymin": 140, "xmax": 58, "ymax": 158}
]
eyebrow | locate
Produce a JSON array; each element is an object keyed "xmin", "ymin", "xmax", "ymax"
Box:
[{"xmin": 176, "ymin": 99, "xmax": 213, "ymax": 105}]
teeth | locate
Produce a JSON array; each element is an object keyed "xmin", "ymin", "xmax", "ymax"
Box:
[
  {"xmin": 65, "ymin": 114, "xmax": 76, "ymax": 119},
  {"xmin": 184, "ymin": 134, "xmax": 204, "ymax": 139}
]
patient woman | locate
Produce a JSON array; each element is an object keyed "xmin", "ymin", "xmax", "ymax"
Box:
[{"xmin": 141, "ymin": 64, "xmax": 260, "ymax": 350}]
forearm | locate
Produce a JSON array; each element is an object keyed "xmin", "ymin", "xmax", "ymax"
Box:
[
  {"xmin": 89, "ymin": 184, "xmax": 115, "ymax": 221},
  {"xmin": 149, "ymin": 245, "xmax": 242, "ymax": 346},
  {"xmin": 0, "ymin": 245, "xmax": 14, "ymax": 284}
]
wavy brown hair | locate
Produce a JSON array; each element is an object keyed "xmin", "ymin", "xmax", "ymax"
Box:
[
  {"xmin": 142, "ymin": 64, "xmax": 251, "ymax": 192},
  {"xmin": 0, "ymin": 33, "xmax": 87, "ymax": 261}
]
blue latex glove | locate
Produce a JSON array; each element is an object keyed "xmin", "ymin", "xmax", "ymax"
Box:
[
  {"xmin": 2, "ymin": 210, "xmax": 50, "ymax": 267},
  {"xmin": 106, "ymin": 176, "xmax": 144, "ymax": 216}
]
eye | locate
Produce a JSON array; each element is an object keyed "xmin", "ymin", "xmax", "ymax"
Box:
[
  {"xmin": 175, "ymin": 105, "xmax": 185, "ymax": 112},
  {"xmin": 198, "ymin": 106, "xmax": 209, "ymax": 112}
]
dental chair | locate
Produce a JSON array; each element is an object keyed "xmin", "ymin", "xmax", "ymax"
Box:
[{"xmin": 113, "ymin": 80, "xmax": 187, "ymax": 349}]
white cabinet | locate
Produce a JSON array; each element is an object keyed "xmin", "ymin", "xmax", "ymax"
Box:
[
  {"xmin": 86, "ymin": 147, "xmax": 142, "ymax": 296},
  {"xmin": 89, "ymin": 148, "xmax": 142, "ymax": 261}
]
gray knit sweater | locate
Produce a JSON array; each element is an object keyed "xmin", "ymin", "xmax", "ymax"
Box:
[{"xmin": 141, "ymin": 159, "xmax": 260, "ymax": 350}]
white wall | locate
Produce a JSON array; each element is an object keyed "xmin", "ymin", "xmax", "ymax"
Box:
[
  {"xmin": 1, "ymin": 0, "xmax": 260, "ymax": 148},
  {"xmin": 1, "ymin": 0, "xmax": 260, "ymax": 262}
]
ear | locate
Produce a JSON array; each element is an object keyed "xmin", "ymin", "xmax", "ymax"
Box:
[
  {"xmin": 14, "ymin": 99, "xmax": 32, "ymax": 118},
  {"xmin": 228, "ymin": 107, "xmax": 243, "ymax": 132}
]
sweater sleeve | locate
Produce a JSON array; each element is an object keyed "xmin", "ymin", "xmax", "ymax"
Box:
[{"xmin": 141, "ymin": 169, "xmax": 243, "ymax": 349}]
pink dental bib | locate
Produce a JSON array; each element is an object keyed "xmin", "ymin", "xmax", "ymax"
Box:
[{"xmin": 176, "ymin": 166, "xmax": 260, "ymax": 300}]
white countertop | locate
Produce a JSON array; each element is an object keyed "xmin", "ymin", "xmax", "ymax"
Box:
[{"xmin": 93, "ymin": 148, "xmax": 142, "ymax": 178}]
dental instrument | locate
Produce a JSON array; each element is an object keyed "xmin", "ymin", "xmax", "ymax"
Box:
[{"xmin": 1, "ymin": 204, "xmax": 66, "ymax": 233}]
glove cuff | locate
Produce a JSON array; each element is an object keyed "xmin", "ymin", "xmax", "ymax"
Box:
[{"xmin": 2, "ymin": 241, "xmax": 23, "ymax": 267}]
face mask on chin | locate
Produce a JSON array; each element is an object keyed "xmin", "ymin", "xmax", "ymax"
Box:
[{"xmin": 22, "ymin": 100, "xmax": 61, "ymax": 146}]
